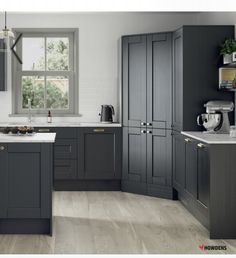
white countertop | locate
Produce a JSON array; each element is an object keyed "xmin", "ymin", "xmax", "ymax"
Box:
[
  {"xmin": 181, "ymin": 131, "xmax": 236, "ymax": 144},
  {"xmin": 0, "ymin": 133, "xmax": 56, "ymax": 143},
  {"xmin": 0, "ymin": 122, "xmax": 122, "ymax": 128}
]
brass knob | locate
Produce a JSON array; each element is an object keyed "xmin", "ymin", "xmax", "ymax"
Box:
[{"xmin": 0, "ymin": 146, "xmax": 5, "ymax": 151}]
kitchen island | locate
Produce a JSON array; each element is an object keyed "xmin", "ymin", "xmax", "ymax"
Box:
[
  {"xmin": 0, "ymin": 133, "xmax": 56, "ymax": 235},
  {"xmin": 175, "ymin": 131, "xmax": 236, "ymax": 239}
]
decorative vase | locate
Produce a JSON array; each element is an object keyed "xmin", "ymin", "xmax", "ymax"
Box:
[{"xmin": 223, "ymin": 54, "xmax": 232, "ymax": 64}]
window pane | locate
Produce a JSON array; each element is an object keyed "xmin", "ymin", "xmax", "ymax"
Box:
[
  {"xmin": 22, "ymin": 38, "xmax": 45, "ymax": 71},
  {"xmin": 46, "ymin": 76, "xmax": 69, "ymax": 109},
  {"xmin": 22, "ymin": 76, "xmax": 45, "ymax": 109},
  {"xmin": 47, "ymin": 38, "xmax": 69, "ymax": 71}
]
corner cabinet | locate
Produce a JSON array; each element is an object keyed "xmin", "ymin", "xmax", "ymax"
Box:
[
  {"xmin": 79, "ymin": 127, "xmax": 122, "ymax": 180},
  {"xmin": 0, "ymin": 143, "xmax": 53, "ymax": 234}
]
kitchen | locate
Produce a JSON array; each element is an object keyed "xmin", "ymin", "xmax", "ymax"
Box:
[{"xmin": 1, "ymin": 10, "xmax": 236, "ymax": 255}]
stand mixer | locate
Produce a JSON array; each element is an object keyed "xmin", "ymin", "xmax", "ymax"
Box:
[{"xmin": 197, "ymin": 100, "xmax": 234, "ymax": 134}]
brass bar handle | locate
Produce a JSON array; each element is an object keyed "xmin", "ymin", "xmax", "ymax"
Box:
[
  {"xmin": 93, "ymin": 129, "xmax": 105, "ymax": 132},
  {"xmin": 38, "ymin": 129, "xmax": 50, "ymax": 132},
  {"xmin": 197, "ymin": 143, "xmax": 205, "ymax": 148},
  {"xmin": 184, "ymin": 138, "xmax": 192, "ymax": 143},
  {"xmin": 69, "ymin": 145, "xmax": 72, "ymax": 153}
]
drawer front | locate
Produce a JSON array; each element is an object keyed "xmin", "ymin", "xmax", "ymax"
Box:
[
  {"xmin": 54, "ymin": 159, "xmax": 77, "ymax": 180},
  {"xmin": 54, "ymin": 139, "xmax": 77, "ymax": 159},
  {"xmin": 35, "ymin": 127, "xmax": 77, "ymax": 138}
]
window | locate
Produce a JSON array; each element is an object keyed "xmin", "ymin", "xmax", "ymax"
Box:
[{"xmin": 12, "ymin": 29, "xmax": 78, "ymax": 115}]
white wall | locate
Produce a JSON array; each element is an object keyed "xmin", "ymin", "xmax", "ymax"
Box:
[{"xmin": 0, "ymin": 12, "xmax": 198, "ymax": 123}]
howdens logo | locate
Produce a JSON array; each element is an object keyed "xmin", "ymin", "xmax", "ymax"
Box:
[{"xmin": 199, "ymin": 245, "xmax": 227, "ymax": 251}]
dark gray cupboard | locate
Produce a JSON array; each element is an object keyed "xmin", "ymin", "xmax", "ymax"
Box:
[
  {"xmin": 0, "ymin": 143, "xmax": 53, "ymax": 234},
  {"xmin": 122, "ymin": 32, "xmax": 173, "ymax": 198}
]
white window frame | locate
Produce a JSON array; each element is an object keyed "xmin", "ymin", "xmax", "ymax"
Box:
[{"xmin": 11, "ymin": 28, "xmax": 79, "ymax": 116}]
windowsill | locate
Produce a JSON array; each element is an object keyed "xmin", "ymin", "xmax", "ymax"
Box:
[{"xmin": 9, "ymin": 113, "xmax": 82, "ymax": 117}]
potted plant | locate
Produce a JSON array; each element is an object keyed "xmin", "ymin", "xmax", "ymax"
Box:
[{"xmin": 220, "ymin": 38, "xmax": 236, "ymax": 64}]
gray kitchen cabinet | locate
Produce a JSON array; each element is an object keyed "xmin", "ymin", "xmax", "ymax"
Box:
[
  {"xmin": 0, "ymin": 39, "xmax": 6, "ymax": 91},
  {"xmin": 172, "ymin": 131, "xmax": 185, "ymax": 192},
  {"xmin": 147, "ymin": 33, "xmax": 172, "ymax": 129},
  {"xmin": 172, "ymin": 26, "xmax": 235, "ymax": 132},
  {"xmin": 122, "ymin": 127, "xmax": 173, "ymax": 198},
  {"xmin": 147, "ymin": 129, "xmax": 173, "ymax": 198},
  {"xmin": 122, "ymin": 32, "xmax": 173, "ymax": 199},
  {"xmin": 79, "ymin": 127, "xmax": 122, "ymax": 180},
  {"xmin": 0, "ymin": 143, "xmax": 53, "ymax": 234},
  {"xmin": 122, "ymin": 35, "xmax": 147, "ymax": 127},
  {"xmin": 175, "ymin": 136, "xmax": 210, "ymax": 230},
  {"xmin": 122, "ymin": 127, "xmax": 147, "ymax": 194},
  {"xmin": 35, "ymin": 127, "xmax": 77, "ymax": 181}
]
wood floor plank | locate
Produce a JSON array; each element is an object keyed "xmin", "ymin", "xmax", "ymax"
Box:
[{"xmin": 0, "ymin": 191, "xmax": 236, "ymax": 254}]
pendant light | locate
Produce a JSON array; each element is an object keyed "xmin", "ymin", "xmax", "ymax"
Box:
[{"xmin": 0, "ymin": 12, "xmax": 15, "ymax": 39}]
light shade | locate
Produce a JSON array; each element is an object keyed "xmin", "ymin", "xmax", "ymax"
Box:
[{"xmin": 0, "ymin": 28, "xmax": 15, "ymax": 39}]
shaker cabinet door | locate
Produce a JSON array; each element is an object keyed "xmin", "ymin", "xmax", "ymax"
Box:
[
  {"xmin": 122, "ymin": 35, "xmax": 147, "ymax": 127},
  {"xmin": 122, "ymin": 127, "xmax": 147, "ymax": 183},
  {"xmin": 147, "ymin": 129, "xmax": 172, "ymax": 186},
  {"xmin": 147, "ymin": 33, "xmax": 172, "ymax": 129}
]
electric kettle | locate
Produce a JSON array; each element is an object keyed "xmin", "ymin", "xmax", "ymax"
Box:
[{"xmin": 99, "ymin": 105, "xmax": 115, "ymax": 123}]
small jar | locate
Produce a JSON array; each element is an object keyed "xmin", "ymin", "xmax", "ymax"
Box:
[{"xmin": 230, "ymin": 126, "xmax": 236, "ymax": 137}]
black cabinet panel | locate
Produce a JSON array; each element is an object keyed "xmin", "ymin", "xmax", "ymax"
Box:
[
  {"xmin": 0, "ymin": 144, "xmax": 8, "ymax": 218},
  {"xmin": 147, "ymin": 129, "xmax": 172, "ymax": 186},
  {"xmin": 79, "ymin": 128, "xmax": 122, "ymax": 180},
  {"xmin": 173, "ymin": 132, "xmax": 185, "ymax": 191},
  {"xmin": 147, "ymin": 33, "xmax": 172, "ymax": 129},
  {"xmin": 197, "ymin": 145, "xmax": 209, "ymax": 207},
  {"xmin": 122, "ymin": 127, "xmax": 146, "ymax": 183},
  {"xmin": 173, "ymin": 26, "xmax": 235, "ymax": 132},
  {"xmin": 185, "ymin": 139, "xmax": 198, "ymax": 198},
  {"xmin": 122, "ymin": 35, "xmax": 147, "ymax": 127}
]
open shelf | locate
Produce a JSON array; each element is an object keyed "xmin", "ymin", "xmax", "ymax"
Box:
[{"xmin": 219, "ymin": 67, "xmax": 236, "ymax": 91}]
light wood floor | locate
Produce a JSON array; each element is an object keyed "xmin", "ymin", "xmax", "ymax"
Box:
[{"xmin": 0, "ymin": 191, "xmax": 236, "ymax": 254}]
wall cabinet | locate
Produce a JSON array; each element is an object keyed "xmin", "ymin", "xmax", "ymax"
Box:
[{"xmin": 0, "ymin": 143, "xmax": 53, "ymax": 234}]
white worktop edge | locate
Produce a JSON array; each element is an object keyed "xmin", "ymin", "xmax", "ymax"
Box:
[
  {"xmin": 181, "ymin": 131, "xmax": 236, "ymax": 144},
  {"xmin": 0, "ymin": 122, "xmax": 122, "ymax": 128},
  {"xmin": 0, "ymin": 133, "xmax": 56, "ymax": 143}
]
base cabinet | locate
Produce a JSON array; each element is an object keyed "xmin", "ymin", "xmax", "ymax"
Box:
[
  {"xmin": 122, "ymin": 127, "xmax": 173, "ymax": 199},
  {"xmin": 0, "ymin": 143, "xmax": 53, "ymax": 234},
  {"xmin": 79, "ymin": 127, "xmax": 122, "ymax": 180},
  {"xmin": 173, "ymin": 133, "xmax": 236, "ymax": 239},
  {"xmin": 173, "ymin": 133, "xmax": 209, "ymax": 229}
]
